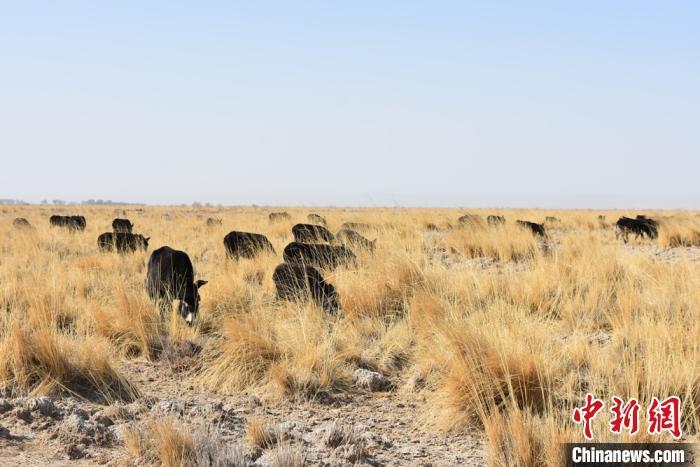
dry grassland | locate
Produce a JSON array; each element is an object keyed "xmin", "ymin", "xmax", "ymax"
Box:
[{"xmin": 0, "ymin": 206, "xmax": 698, "ymax": 465}]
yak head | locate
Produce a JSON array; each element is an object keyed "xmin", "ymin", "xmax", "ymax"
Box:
[{"xmin": 178, "ymin": 279, "xmax": 208, "ymax": 325}]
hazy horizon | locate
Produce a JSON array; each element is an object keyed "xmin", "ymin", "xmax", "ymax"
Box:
[
  {"xmin": 4, "ymin": 192, "xmax": 700, "ymax": 210},
  {"xmin": 2, "ymin": 2, "xmax": 699, "ymax": 208}
]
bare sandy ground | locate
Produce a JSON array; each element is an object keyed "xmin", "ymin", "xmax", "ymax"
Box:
[{"xmin": 0, "ymin": 356, "xmax": 485, "ymax": 466}]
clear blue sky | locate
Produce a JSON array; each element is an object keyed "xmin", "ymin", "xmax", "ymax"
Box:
[{"xmin": 1, "ymin": 2, "xmax": 698, "ymax": 208}]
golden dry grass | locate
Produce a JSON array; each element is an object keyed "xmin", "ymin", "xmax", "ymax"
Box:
[
  {"xmin": 125, "ymin": 417, "xmax": 250, "ymax": 466},
  {"xmin": 658, "ymin": 216, "xmax": 700, "ymax": 247},
  {"xmin": 2, "ymin": 206, "xmax": 699, "ymax": 465},
  {"xmin": 245, "ymin": 416, "xmax": 279, "ymax": 449},
  {"xmin": 125, "ymin": 417, "xmax": 194, "ymax": 467}
]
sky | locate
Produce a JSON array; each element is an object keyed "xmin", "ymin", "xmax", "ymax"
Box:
[{"xmin": 1, "ymin": 1, "xmax": 699, "ymax": 208}]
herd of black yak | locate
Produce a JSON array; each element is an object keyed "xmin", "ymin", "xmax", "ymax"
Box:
[{"xmin": 9, "ymin": 211, "xmax": 660, "ymax": 325}]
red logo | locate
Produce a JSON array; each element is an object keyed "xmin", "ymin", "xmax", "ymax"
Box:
[
  {"xmin": 572, "ymin": 393, "xmax": 605, "ymax": 440},
  {"xmin": 609, "ymin": 396, "xmax": 640, "ymax": 435},
  {"xmin": 573, "ymin": 395, "xmax": 682, "ymax": 440},
  {"xmin": 648, "ymin": 396, "xmax": 681, "ymax": 438}
]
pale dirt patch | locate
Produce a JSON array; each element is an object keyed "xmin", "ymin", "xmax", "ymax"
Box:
[{"xmin": 0, "ymin": 358, "xmax": 485, "ymax": 466}]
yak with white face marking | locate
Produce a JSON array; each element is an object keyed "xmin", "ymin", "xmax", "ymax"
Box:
[{"xmin": 146, "ymin": 246, "xmax": 206, "ymax": 325}]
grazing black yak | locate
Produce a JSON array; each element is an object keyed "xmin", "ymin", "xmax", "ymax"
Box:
[
  {"xmin": 98, "ymin": 232, "xmax": 150, "ymax": 253},
  {"xmin": 223, "ymin": 231, "xmax": 276, "ymax": 259},
  {"xmin": 72, "ymin": 215, "xmax": 86, "ymax": 230},
  {"xmin": 307, "ymin": 213, "xmax": 327, "ymax": 226},
  {"xmin": 615, "ymin": 216, "xmax": 658, "ymax": 243},
  {"xmin": 112, "ymin": 218, "xmax": 134, "ymax": 233},
  {"xmin": 269, "ymin": 212, "xmax": 292, "ymax": 222},
  {"xmin": 636, "ymin": 215, "xmax": 659, "ymax": 229},
  {"xmin": 292, "ymin": 223, "xmax": 335, "ymax": 243},
  {"xmin": 336, "ymin": 229, "xmax": 376, "ymax": 252},
  {"xmin": 458, "ymin": 214, "xmax": 484, "ymax": 227},
  {"xmin": 283, "ymin": 242, "xmax": 356, "ymax": 269},
  {"xmin": 487, "ymin": 215, "xmax": 506, "ymax": 226},
  {"xmin": 146, "ymin": 246, "xmax": 207, "ymax": 325},
  {"xmin": 50, "ymin": 215, "xmax": 86, "ymax": 231},
  {"xmin": 273, "ymin": 263, "xmax": 339, "ymax": 314},
  {"xmin": 516, "ymin": 220, "xmax": 547, "ymax": 237},
  {"xmin": 13, "ymin": 218, "xmax": 33, "ymax": 230},
  {"xmin": 339, "ymin": 222, "xmax": 374, "ymax": 232},
  {"xmin": 49, "ymin": 215, "xmax": 64, "ymax": 227}
]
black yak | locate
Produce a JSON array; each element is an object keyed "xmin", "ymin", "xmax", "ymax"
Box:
[
  {"xmin": 223, "ymin": 231, "xmax": 276, "ymax": 259},
  {"xmin": 516, "ymin": 220, "xmax": 547, "ymax": 237},
  {"xmin": 112, "ymin": 218, "xmax": 134, "ymax": 233},
  {"xmin": 50, "ymin": 215, "xmax": 86, "ymax": 231},
  {"xmin": 292, "ymin": 223, "xmax": 335, "ymax": 243},
  {"xmin": 487, "ymin": 215, "xmax": 506, "ymax": 226},
  {"xmin": 307, "ymin": 213, "xmax": 327, "ymax": 226},
  {"xmin": 13, "ymin": 218, "xmax": 33, "ymax": 230},
  {"xmin": 616, "ymin": 216, "xmax": 658, "ymax": 243},
  {"xmin": 339, "ymin": 222, "xmax": 374, "ymax": 232},
  {"xmin": 273, "ymin": 263, "xmax": 339, "ymax": 314},
  {"xmin": 269, "ymin": 212, "xmax": 292, "ymax": 222},
  {"xmin": 458, "ymin": 214, "xmax": 484, "ymax": 227},
  {"xmin": 98, "ymin": 232, "xmax": 150, "ymax": 253},
  {"xmin": 283, "ymin": 242, "xmax": 356, "ymax": 269},
  {"xmin": 336, "ymin": 229, "xmax": 376, "ymax": 252},
  {"xmin": 146, "ymin": 246, "xmax": 207, "ymax": 325}
]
